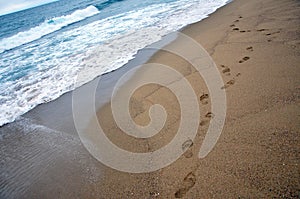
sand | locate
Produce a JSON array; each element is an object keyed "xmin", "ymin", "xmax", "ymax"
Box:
[
  {"xmin": 93, "ymin": 0, "xmax": 300, "ymax": 198},
  {"xmin": 0, "ymin": 0, "xmax": 299, "ymax": 198}
]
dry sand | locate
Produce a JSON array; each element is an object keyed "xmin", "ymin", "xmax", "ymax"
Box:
[{"xmin": 93, "ymin": 0, "xmax": 300, "ymax": 198}]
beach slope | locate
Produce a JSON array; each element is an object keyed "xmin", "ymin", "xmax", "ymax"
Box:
[{"xmin": 0, "ymin": 0, "xmax": 299, "ymax": 198}]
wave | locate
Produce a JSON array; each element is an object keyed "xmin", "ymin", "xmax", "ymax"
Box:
[
  {"xmin": 0, "ymin": 5, "xmax": 100, "ymax": 53},
  {"xmin": 95, "ymin": 0, "xmax": 125, "ymax": 10},
  {"xmin": 0, "ymin": 0, "xmax": 229, "ymax": 127}
]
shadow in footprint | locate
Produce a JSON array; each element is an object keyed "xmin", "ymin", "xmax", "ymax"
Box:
[
  {"xmin": 257, "ymin": 28, "xmax": 269, "ymax": 32},
  {"xmin": 221, "ymin": 79, "xmax": 235, "ymax": 89},
  {"xmin": 175, "ymin": 172, "xmax": 196, "ymax": 198},
  {"xmin": 266, "ymin": 31, "xmax": 280, "ymax": 36},
  {"xmin": 199, "ymin": 93, "xmax": 209, "ymax": 105},
  {"xmin": 222, "ymin": 66, "xmax": 231, "ymax": 76},
  {"xmin": 200, "ymin": 112, "xmax": 214, "ymax": 127},
  {"xmin": 205, "ymin": 112, "xmax": 214, "ymax": 118},
  {"xmin": 233, "ymin": 28, "xmax": 239, "ymax": 31},
  {"xmin": 200, "ymin": 120, "xmax": 209, "ymax": 126},
  {"xmin": 239, "ymin": 56, "xmax": 250, "ymax": 63},
  {"xmin": 246, "ymin": 46, "xmax": 253, "ymax": 51}
]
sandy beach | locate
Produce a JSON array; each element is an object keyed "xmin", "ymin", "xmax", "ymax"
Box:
[
  {"xmin": 1, "ymin": 0, "xmax": 299, "ymax": 198},
  {"xmin": 93, "ymin": 0, "xmax": 300, "ymax": 197}
]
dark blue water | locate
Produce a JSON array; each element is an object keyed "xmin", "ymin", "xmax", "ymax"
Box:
[{"xmin": 0, "ymin": 0, "xmax": 179, "ymax": 40}]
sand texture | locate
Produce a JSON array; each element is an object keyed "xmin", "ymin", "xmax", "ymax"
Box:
[
  {"xmin": 94, "ymin": 0, "xmax": 300, "ymax": 198},
  {"xmin": 0, "ymin": 0, "xmax": 299, "ymax": 198}
]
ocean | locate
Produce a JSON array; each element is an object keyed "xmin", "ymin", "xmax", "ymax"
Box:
[{"xmin": 0, "ymin": 0, "xmax": 229, "ymax": 127}]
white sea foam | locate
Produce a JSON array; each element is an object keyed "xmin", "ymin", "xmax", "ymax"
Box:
[
  {"xmin": 0, "ymin": 0, "xmax": 229, "ymax": 126},
  {"xmin": 0, "ymin": 5, "xmax": 100, "ymax": 53}
]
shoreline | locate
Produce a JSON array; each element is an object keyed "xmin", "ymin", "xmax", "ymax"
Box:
[
  {"xmin": 0, "ymin": 0, "xmax": 230, "ymax": 128},
  {"xmin": 1, "ymin": 0, "xmax": 300, "ymax": 198},
  {"xmin": 1, "ymin": 0, "xmax": 227, "ymax": 132}
]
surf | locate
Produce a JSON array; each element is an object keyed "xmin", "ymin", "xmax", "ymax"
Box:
[
  {"xmin": 0, "ymin": 0, "xmax": 229, "ymax": 127},
  {"xmin": 0, "ymin": 5, "xmax": 100, "ymax": 53}
]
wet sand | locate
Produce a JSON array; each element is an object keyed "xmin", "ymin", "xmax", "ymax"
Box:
[{"xmin": 1, "ymin": 0, "xmax": 300, "ymax": 198}]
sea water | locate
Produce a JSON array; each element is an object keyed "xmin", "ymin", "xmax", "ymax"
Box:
[{"xmin": 0, "ymin": 0, "xmax": 229, "ymax": 126}]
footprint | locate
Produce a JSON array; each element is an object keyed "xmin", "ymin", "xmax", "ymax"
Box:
[
  {"xmin": 199, "ymin": 93, "xmax": 209, "ymax": 101},
  {"xmin": 182, "ymin": 139, "xmax": 193, "ymax": 151},
  {"xmin": 239, "ymin": 16, "xmax": 243, "ymax": 19},
  {"xmin": 230, "ymin": 24, "xmax": 235, "ymax": 27},
  {"xmin": 182, "ymin": 139, "xmax": 193, "ymax": 158},
  {"xmin": 175, "ymin": 172, "xmax": 196, "ymax": 198},
  {"xmin": 239, "ymin": 56, "xmax": 250, "ymax": 63},
  {"xmin": 183, "ymin": 150, "xmax": 193, "ymax": 158},
  {"xmin": 257, "ymin": 28, "xmax": 269, "ymax": 32},
  {"xmin": 243, "ymin": 56, "xmax": 250, "ymax": 61},
  {"xmin": 200, "ymin": 112, "xmax": 214, "ymax": 127},
  {"xmin": 221, "ymin": 79, "xmax": 235, "ymax": 89},
  {"xmin": 247, "ymin": 30, "xmax": 251, "ymax": 32},
  {"xmin": 200, "ymin": 120, "xmax": 208, "ymax": 126},
  {"xmin": 246, "ymin": 46, "xmax": 253, "ymax": 51},
  {"xmin": 266, "ymin": 31, "xmax": 280, "ymax": 36},
  {"xmin": 227, "ymin": 79, "xmax": 235, "ymax": 85},
  {"xmin": 240, "ymin": 30, "xmax": 246, "ymax": 33},
  {"xmin": 149, "ymin": 191, "xmax": 160, "ymax": 197},
  {"xmin": 234, "ymin": 19, "xmax": 239, "ymax": 23},
  {"xmin": 233, "ymin": 28, "xmax": 239, "ymax": 31},
  {"xmin": 205, "ymin": 112, "xmax": 214, "ymax": 118},
  {"xmin": 267, "ymin": 39, "xmax": 272, "ymax": 42},
  {"xmin": 199, "ymin": 93, "xmax": 209, "ymax": 105},
  {"xmin": 222, "ymin": 66, "xmax": 231, "ymax": 75},
  {"xmin": 236, "ymin": 72, "xmax": 241, "ymax": 77}
]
